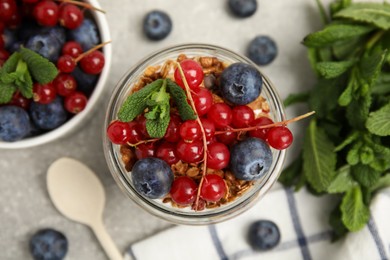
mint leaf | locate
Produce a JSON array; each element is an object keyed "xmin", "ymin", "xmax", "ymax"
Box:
[
  {"xmin": 370, "ymin": 174, "xmax": 390, "ymax": 192},
  {"xmin": 340, "ymin": 186, "xmax": 370, "ymax": 231},
  {"xmin": 278, "ymin": 154, "xmax": 303, "ymax": 187},
  {"xmin": 359, "ymin": 50, "xmax": 387, "ymax": 87},
  {"xmin": 303, "ymin": 119, "xmax": 337, "ymax": 192},
  {"xmin": 351, "ymin": 164, "xmax": 381, "ymax": 188},
  {"xmin": 347, "ymin": 142, "xmax": 362, "ymax": 165},
  {"xmin": 328, "ymin": 165, "xmax": 357, "ymax": 193},
  {"xmin": 359, "ymin": 146, "xmax": 375, "ymax": 165},
  {"xmin": 346, "ymin": 93, "xmax": 372, "ymax": 130},
  {"xmin": 316, "ymin": 60, "xmax": 355, "ymax": 79},
  {"xmin": 303, "ymin": 23, "xmax": 374, "ymax": 48},
  {"xmin": 118, "ymin": 79, "xmax": 163, "ymax": 122},
  {"xmin": 372, "ymin": 73, "xmax": 390, "ymax": 94},
  {"xmin": 330, "ymin": 0, "xmax": 352, "ymax": 16},
  {"xmin": 335, "ymin": 3, "xmax": 390, "ymax": 30},
  {"xmin": 166, "ymin": 79, "xmax": 196, "ymax": 121},
  {"xmin": 334, "ymin": 131, "xmax": 359, "ymax": 152},
  {"xmin": 309, "ymin": 78, "xmax": 344, "ymax": 118},
  {"xmin": 0, "ymin": 83, "xmax": 16, "ymax": 104},
  {"xmin": 366, "ymin": 103, "xmax": 390, "ymax": 136},
  {"xmin": 146, "ymin": 112, "xmax": 170, "ymax": 138},
  {"xmin": 338, "ymin": 77, "xmax": 356, "ymax": 106},
  {"xmin": 19, "ymin": 47, "xmax": 58, "ymax": 84},
  {"xmin": 332, "ymin": 37, "xmax": 362, "ymax": 60},
  {"xmin": 283, "ymin": 92, "xmax": 309, "ymax": 107}
]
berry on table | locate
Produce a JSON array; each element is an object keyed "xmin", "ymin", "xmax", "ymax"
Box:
[
  {"xmin": 131, "ymin": 157, "xmax": 174, "ymax": 199},
  {"xmin": 174, "ymin": 59, "xmax": 204, "ymax": 90},
  {"xmin": 248, "ymin": 220, "xmax": 280, "ymax": 250},
  {"xmin": 143, "ymin": 10, "xmax": 172, "ymax": 41},
  {"xmin": 220, "ymin": 62, "xmax": 263, "ymax": 105},
  {"xmin": 247, "ymin": 36, "xmax": 278, "ymax": 66},
  {"xmin": 170, "ymin": 176, "xmax": 198, "ymax": 205},
  {"xmin": 200, "ymin": 174, "xmax": 227, "ymax": 202},
  {"xmin": 266, "ymin": 126, "xmax": 293, "ymax": 150},
  {"xmin": 228, "ymin": 0, "xmax": 257, "ymax": 18},
  {"xmin": 230, "ymin": 137, "xmax": 272, "ymax": 181},
  {"xmin": 29, "ymin": 228, "xmax": 68, "ymax": 260},
  {"xmin": 64, "ymin": 91, "xmax": 87, "ymax": 114}
]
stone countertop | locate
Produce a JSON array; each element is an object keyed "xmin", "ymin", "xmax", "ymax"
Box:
[{"xmin": 0, "ymin": 0, "xmax": 337, "ymax": 259}]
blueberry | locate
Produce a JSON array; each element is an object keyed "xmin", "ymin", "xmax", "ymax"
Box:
[
  {"xmin": 25, "ymin": 33, "xmax": 62, "ymax": 62},
  {"xmin": 30, "ymin": 97, "xmax": 68, "ymax": 130},
  {"xmin": 131, "ymin": 157, "xmax": 174, "ymax": 199},
  {"xmin": 30, "ymin": 228, "xmax": 68, "ymax": 260},
  {"xmin": 0, "ymin": 106, "xmax": 32, "ymax": 142},
  {"xmin": 228, "ymin": 0, "xmax": 257, "ymax": 18},
  {"xmin": 143, "ymin": 10, "xmax": 172, "ymax": 41},
  {"xmin": 247, "ymin": 36, "xmax": 278, "ymax": 65},
  {"xmin": 248, "ymin": 220, "xmax": 280, "ymax": 250},
  {"xmin": 67, "ymin": 18, "xmax": 100, "ymax": 51},
  {"xmin": 230, "ymin": 137, "xmax": 272, "ymax": 180},
  {"xmin": 220, "ymin": 62, "xmax": 263, "ymax": 105},
  {"xmin": 71, "ymin": 66, "xmax": 98, "ymax": 97},
  {"xmin": 3, "ymin": 28, "xmax": 18, "ymax": 50}
]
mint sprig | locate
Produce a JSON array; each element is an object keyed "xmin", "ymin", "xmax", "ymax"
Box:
[
  {"xmin": 117, "ymin": 78, "xmax": 196, "ymax": 138},
  {"xmin": 0, "ymin": 48, "xmax": 58, "ymax": 104},
  {"xmin": 280, "ymin": 0, "xmax": 390, "ymax": 240}
]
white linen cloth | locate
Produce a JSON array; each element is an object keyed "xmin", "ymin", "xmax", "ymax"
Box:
[{"xmin": 124, "ymin": 185, "xmax": 390, "ymax": 260}]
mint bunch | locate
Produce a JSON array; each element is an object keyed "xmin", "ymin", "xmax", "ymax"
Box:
[
  {"xmin": 280, "ymin": 0, "xmax": 390, "ymax": 239},
  {"xmin": 118, "ymin": 78, "xmax": 196, "ymax": 138},
  {"xmin": 0, "ymin": 47, "xmax": 58, "ymax": 104}
]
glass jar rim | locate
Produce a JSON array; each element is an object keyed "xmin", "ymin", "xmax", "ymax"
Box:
[{"xmin": 103, "ymin": 43, "xmax": 286, "ymax": 225}]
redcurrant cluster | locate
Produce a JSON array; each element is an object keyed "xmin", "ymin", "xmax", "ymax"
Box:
[
  {"xmin": 1, "ymin": 0, "xmax": 107, "ymax": 138},
  {"xmin": 107, "ymin": 58, "xmax": 294, "ymax": 208}
]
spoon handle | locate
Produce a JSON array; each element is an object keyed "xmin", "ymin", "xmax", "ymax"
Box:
[{"xmin": 91, "ymin": 220, "xmax": 124, "ymax": 260}]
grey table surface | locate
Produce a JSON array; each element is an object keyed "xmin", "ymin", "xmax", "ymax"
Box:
[{"xmin": 0, "ymin": 0, "xmax": 361, "ymax": 259}]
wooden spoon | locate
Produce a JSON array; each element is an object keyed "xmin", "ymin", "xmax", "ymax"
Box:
[{"xmin": 47, "ymin": 157, "xmax": 123, "ymax": 260}]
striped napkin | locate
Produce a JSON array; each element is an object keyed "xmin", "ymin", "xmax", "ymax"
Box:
[{"xmin": 125, "ymin": 185, "xmax": 390, "ymax": 260}]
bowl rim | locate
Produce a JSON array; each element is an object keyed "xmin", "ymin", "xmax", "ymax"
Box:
[
  {"xmin": 103, "ymin": 43, "xmax": 286, "ymax": 225},
  {"xmin": 0, "ymin": 0, "xmax": 112, "ymax": 149}
]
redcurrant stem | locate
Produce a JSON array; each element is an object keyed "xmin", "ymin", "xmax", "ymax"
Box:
[
  {"xmin": 127, "ymin": 138, "xmax": 160, "ymax": 147},
  {"xmin": 55, "ymin": 0, "xmax": 106, "ymax": 13},
  {"xmin": 214, "ymin": 111, "xmax": 316, "ymax": 135},
  {"xmin": 74, "ymin": 40, "xmax": 111, "ymax": 63},
  {"xmin": 176, "ymin": 62, "xmax": 207, "ymax": 211}
]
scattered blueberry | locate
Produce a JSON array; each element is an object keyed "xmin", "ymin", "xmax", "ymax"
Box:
[
  {"xmin": 143, "ymin": 10, "xmax": 172, "ymax": 41},
  {"xmin": 0, "ymin": 106, "xmax": 32, "ymax": 142},
  {"xmin": 30, "ymin": 228, "xmax": 68, "ymax": 260},
  {"xmin": 247, "ymin": 36, "xmax": 278, "ymax": 65},
  {"xmin": 248, "ymin": 220, "xmax": 280, "ymax": 250},
  {"xmin": 220, "ymin": 62, "xmax": 263, "ymax": 105},
  {"xmin": 228, "ymin": 0, "xmax": 257, "ymax": 18},
  {"xmin": 71, "ymin": 66, "xmax": 98, "ymax": 97},
  {"xmin": 131, "ymin": 157, "xmax": 174, "ymax": 199},
  {"xmin": 67, "ymin": 18, "xmax": 100, "ymax": 51},
  {"xmin": 25, "ymin": 33, "xmax": 62, "ymax": 62},
  {"xmin": 230, "ymin": 137, "xmax": 272, "ymax": 180},
  {"xmin": 30, "ymin": 97, "xmax": 68, "ymax": 130}
]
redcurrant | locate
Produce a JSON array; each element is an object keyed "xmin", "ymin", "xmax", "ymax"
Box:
[
  {"xmin": 200, "ymin": 174, "xmax": 226, "ymax": 202},
  {"xmin": 33, "ymin": 82, "xmax": 57, "ymax": 104},
  {"xmin": 249, "ymin": 116, "xmax": 274, "ymax": 140},
  {"xmin": 64, "ymin": 91, "xmax": 87, "ymax": 114},
  {"xmin": 174, "ymin": 59, "xmax": 204, "ymax": 90},
  {"xmin": 192, "ymin": 88, "xmax": 213, "ymax": 116},
  {"xmin": 135, "ymin": 114, "xmax": 150, "ymax": 138},
  {"xmin": 164, "ymin": 114, "xmax": 182, "ymax": 143},
  {"xmin": 216, "ymin": 127, "xmax": 237, "ymax": 145},
  {"xmin": 62, "ymin": 41, "xmax": 82, "ymax": 58},
  {"xmin": 179, "ymin": 119, "xmax": 201, "ymax": 141},
  {"xmin": 207, "ymin": 142, "xmax": 230, "ymax": 170},
  {"xmin": 135, "ymin": 142, "xmax": 156, "ymax": 159},
  {"xmin": 106, "ymin": 120, "xmax": 132, "ymax": 145},
  {"xmin": 0, "ymin": 0, "xmax": 17, "ymax": 22},
  {"xmin": 80, "ymin": 50, "xmax": 105, "ymax": 74},
  {"xmin": 232, "ymin": 105, "xmax": 255, "ymax": 128},
  {"xmin": 57, "ymin": 55, "xmax": 76, "ymax": 73},
  {"xmin": 33, "ymin": 0, "xmax": 58, "ymax": 27},
  {"xmin": 200, "ymin": 118, "xmax": 215, "ymax": 140},
  {"xmin": 176, "ymin": 139, "xmax": 203, "ymax": 163},
  {"xmin": 53, "ymin": 73, "xmax": 77, "ymax": 96},
  {"xmin": 156, "ymin": 141, "xmax": 179, "ymax": 165},
  {"xmin": 207, "ymin": 103, "xmax": 232, "ymax": 128},
  {"xmin": 58, "ymin": 4, "xmax": 83, "ymax": 29},
  {"xmin": 170, "ymin": 176, "xmax": 198, "ymax": 205},
  {"xmin": 266, "ymin": 126, "xmax": 293, "ymax": 150},
  {"xmin": 9, "ymin": 92, "xmax": 31, "ymax": 109}
]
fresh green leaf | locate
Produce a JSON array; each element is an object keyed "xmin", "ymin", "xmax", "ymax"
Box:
[
  {"xmin": 366, "ymin": 103, "xmax": 390, "ymax": 136},
  {"xmin": 334, "ymin": 131, "xmax": 359, "ymax": 151},
  {"xmin": 303, "ymin": 119, "xmax": 337, "ymax": 192},
  {"xmin": 303, "ymin": 23, "xmax": 374, "ymax": 48},
  {"xmin": 340, "ymin": 186, "xmax": 370, "ymax": 231},
  {"xmin": 359, "ymin": 146, "xmax": 375, "ymax": 165},
  {"xmin": 338, "ymin": 76, "xmax": 356, "ymax": 106},
  {"xmin": 146, "ymin": 112, "xmax": 170, "ymax": 138},
  {"xmin": 330, "ymin": 0, "xmax": 352, "ymax": 16},
  {"xmin": 16, "ymin": 69, "xmax": 33, "ymax": 99},
  {"xmin": 118, "ymin": 79, "xmax": 163, "ymax": 122},
  {"xmin": 307, "ymin": 48, "xmax": 320, "ymax": 73},
  {"xmin": 0, "ymin": 52, "xmax": 21, "ymax": 75},
  {"xmin": 0, "ymin": 83, "xmax": 16, "ymax": 104},
  {"xmin": 283, "ymin": 92, "xmax": 309, "ymax": 107},
  {"xmin": 166, "ymin": 79, "xmax": 196, "ymax": 121},
  {"xmin": 335, "ymin": 3, "xmax": 390, "ymax": 30},
  {"xmin": 278, "ymin": 154, "xmax": 303, "ymax": 187},
  {"xmin": 370, "ymin": 174, "xmax": 390, "ymax": 192},
  {"xmin": 316, "ymin": 60, "xmax": 355, "ymax": 79},
  {"xmin": 346, "ymin": 93, "xmax": 372, "ymax": 130},
  {"xmin": 328, "ymin": 165, "xmax": 357, "ymax": 193},
  {"xmin": 332, "ymin": 37, "xmax": 362, "ymax": 60},
  {"xmin": 315, "ymin": 0, "xmax": 330, "ymax": 25},
  {"xmin": 19, "ymin": 47, "xmax": 58, "ymax": 84},
  {"xmin": 347, "ymin": 142, "xmax": 362, "ymax": 165},
  {"xmin": 351, "ymin": 164, "xmax": 381, "ymax": 188},
  {"xmin": 359, "ymin": 50, "xmax": 387, "ymax": 87}
]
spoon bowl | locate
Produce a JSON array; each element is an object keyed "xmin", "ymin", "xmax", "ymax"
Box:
[{"xmin": 47, "ymin": 157, "xmax": 123, "ymax": 260}]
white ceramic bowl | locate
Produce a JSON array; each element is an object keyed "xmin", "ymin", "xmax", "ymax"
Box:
[{"xmin": 0, "ymin": 0, "xmax": 112, "ymax": 149}]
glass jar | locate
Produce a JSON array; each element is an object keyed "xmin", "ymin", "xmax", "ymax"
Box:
[{"xmin": 103, "ymin": 43, "xmax": 286, "ymax": 225}]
